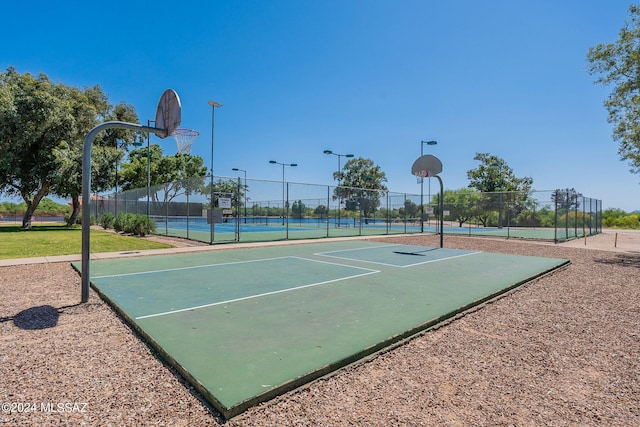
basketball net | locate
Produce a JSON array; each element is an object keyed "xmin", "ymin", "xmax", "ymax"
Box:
[
  {"xmin": 415, "ymin": 170, "xmax": 429, "ymax": 184},
  {"xmin": 172, "ymin": 128, "xmax": 200, "ymax": 154}
]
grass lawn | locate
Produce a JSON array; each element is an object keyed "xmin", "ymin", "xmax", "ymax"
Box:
[{"xmin": 0, "ymin": 223, "xmax": 173, "ymax": 259}]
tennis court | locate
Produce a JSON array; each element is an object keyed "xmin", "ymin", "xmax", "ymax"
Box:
[
  {"xmin": 74, "ymin": 240, "xmax": 568, "ymax": 418},
  {"xmin": 152, "ymin": 216, "xmax": 593, "ymax": 245},
  {"xmin": 154, "ymin": 216, "xmax": 423, "ymax": 243}
]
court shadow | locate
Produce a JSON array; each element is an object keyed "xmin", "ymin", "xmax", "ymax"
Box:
[
  {"xmin": 0, "ymin": 225, "xmax": 78, "ymax": 233},
  {"xmin": 0, "ymin": 304, "xmax": 83, "ymax": 330},
  {"xmin": 393, "ymin": 248, "xmax": 438, "ymax": 256},
  {"xmin": 594, "ymin": 253, "xmax": 640, "ymax": 269}
]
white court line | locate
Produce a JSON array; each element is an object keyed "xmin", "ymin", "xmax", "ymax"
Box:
[
  {"xmin": 135, "ymin": 263, "xmax": 380, "ymax": 320},
  {"xmin": 287, "ymin": 256, "xmax": 380, "ymax": 272},
  {"xmin": 316, "ymin": 247, "xmax": 483, "ymax": 268},
  {"xmin": 394, "ymin": 251, "xmax": 483, "ymax": 268},
  {"xmin": 316, "ymin": 244, "xmax": 403, "ymax": 256},
  {"xmin": 92, "ymin": 256, "xmax": 295, "ymax": 279}
]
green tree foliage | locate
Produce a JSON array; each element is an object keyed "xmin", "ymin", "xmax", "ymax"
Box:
[
  {"xmin": 250, "ymin": 204, "xmax": 281, "ymax": 217},
  {"xmin": 113, "ymin": 212, "xmax": 156, "ymax": 236},
  {"xmin": 291, "ymin": 200, "xmax": 307, "ymax": 219},
  {"xmin": 602, "ymin": 208, "xmax": 640, "ymax": 229},
  {"xmin": 209, "ymin": 178, "xmax": 246, "ymax": 210},
  {"xmin": 314, "ymin": 205, "xmax": 328, "ymax": 218},
  {"xmin": 466, "ymin": 153, "xmax": 534, "ymax": 226},
  {"xmin": 333, "ymin": 157, "xmax": 387, "ymax": 221},
  {"xmin": 0, "ymin": 67, "xmax": 142, "ymax": 228},
  {"xmin": 466, "ymin": 153, "xmax": 533, "ymax": 193},
  {"xmin": 398, "ymin": 199, "xmax": 419, "ymax": 218},
  {"xmin": 0, "ymin": 68, "xmax": 75, "ymax": 228},
  {"xmin": 53, "ymin": 89, "xmax": 142, "ymax": 225},
  {"xmin": 0, "ymin": 198, "xmax": 69, "ymax": 219},
  {"xmin": 514, "ymin": 209, "xmax": 543, "ymax": 228},
  {"xmin": 117, "ymin": 145, "xmax": 208, "ymax": 211},
  {"xmin": 587, "ymin": 5, "xmax": 640, "ymax": 176},
  {"xmin": 434, "ymin": 188, "xmax": 482, "ymax": 227}
]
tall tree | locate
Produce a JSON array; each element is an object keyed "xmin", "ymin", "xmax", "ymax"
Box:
[
  {"xmin": 333, "ymin": 157, "xmax": 387, "ymax": 221},
  {"xmin": 291, "ymin": 200, "xmax": 307, "ymax": 219},
  {"xmin": 117, "ymin": 145, "xmax": 208, "ymax": 213},
  {"xmin": 0, "ymin": 67, "xmax": 75, "ymax": 228},
  {"xmin": 466, "ymin": 153, "xmax": 533, "ymax": 226},
  {"xmin": 587, "ymin": 5, "xmax": 640, "ymax": 176},
  {"xmin": 466, "ymin": 153, "xmax": 533, "ymax": 194},
  {"xmin": 51, "ymin": 86, "xmax": 141, "ymax": 225},
  {"xmin": 0, "ymin": 67, "xmax": 141, "ymax": 227},
  {"xmin": 399, "ymin": 199, "xmax": 419, "ymax": 218},
  {"xmin": 433, "ymin": 188, "xmax": 482, "ymax": 227}
]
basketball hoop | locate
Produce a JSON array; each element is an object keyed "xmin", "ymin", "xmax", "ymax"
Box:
[
  {"xmin": 411, "ymin": 153, "xmax": 445, "ymax": 249},
  {"xmin": 172, "ymin": 128, "xmax": 199, "ymax": 154},
  {"xmin": 155, "ymin": 89, "xmax": 182, "ymax": 139},
  {"xmin": 411, "ymin": 155, "xmax": 442, "ymax": 182},
  {"xmin": 414, "ymin": 169, "xmax": 429, "ymax": 183}
]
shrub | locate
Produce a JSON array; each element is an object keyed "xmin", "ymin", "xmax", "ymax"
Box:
[
  {"xmin": 132, "ymin": 215, "xmax": 156, "ymax": 237},
  {"xmin": 114, "ymin": 213, "xmax": 134, "ymax": 233},
  {"xmin": 114, "ymin": 213, "xmax": 155, "ymax": 236},
  {"xmin": 98, "ymin": 212, "xmax": 115, "ymax": 229},
  {"xmin": 615, "ymin": 214, "xmax": 639, "ymax": 229},
  {"xmin": 602, "ymin": 208, "xmax": 640, "ymax": 229}
]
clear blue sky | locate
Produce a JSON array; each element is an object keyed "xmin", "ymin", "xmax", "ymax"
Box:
[{"xmin": 2, "ymin": 1, "xmax": 638, "ymax": 211}]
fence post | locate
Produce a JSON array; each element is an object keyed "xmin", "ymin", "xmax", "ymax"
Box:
[
  {"xmin": 582, "ymin": 196, "xmax": 586, "ymax": 237},
  {"xmin": 573, "ymin": 193, "xmax": 578, "ymax": 238},
  {"xmin": 326, "ymin": 185, "xmax": 330, "ymax": 237},
  {"xmin": 236, "ymin": 177, "xmax": 241, "ymax": 242},
  {"xmin": 564, "ymin": 190, "xmax": 569, "ymax": 241},
  {"xmin": 286, "ymin": 182, "xmax": 289, "ymax": 240},
  {"xmin": 554, "ymin": 190, "xmax": 558, "ymax": 243},
  {"xmin": 186, "ymin": 187, "xmax": 190, "ymax": 240},
  {"xmin": 403, "ymin": 193, "xmax": 407, "ymax": 234}
]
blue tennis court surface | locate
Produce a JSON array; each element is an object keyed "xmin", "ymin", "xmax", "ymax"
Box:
[{"xmin": 78, "ymin": 240, "xmax": 569, "ymax": 418}]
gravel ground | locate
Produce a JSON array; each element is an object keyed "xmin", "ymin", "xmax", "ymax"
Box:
[{"xmin": 1, "ymin": 231, "xmax": 639, "ymax": 426}]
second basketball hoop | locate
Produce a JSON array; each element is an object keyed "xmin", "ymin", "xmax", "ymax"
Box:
[{"xmin": 172, "ymin": 128, "xmax": 200, "ymax": 154}]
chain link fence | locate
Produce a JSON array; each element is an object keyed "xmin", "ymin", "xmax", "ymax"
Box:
[
  {"xmin": 89, "ymin": 176, "xmax": 601, "ymax": 244},
  {"xmin": 436, "ymin": 189, "xmax": 602, "ymax": 241}
]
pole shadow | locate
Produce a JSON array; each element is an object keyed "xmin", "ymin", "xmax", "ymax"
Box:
[{"xmin": 0, "ymin": 303, "xmax": 83, "ymax": 330}]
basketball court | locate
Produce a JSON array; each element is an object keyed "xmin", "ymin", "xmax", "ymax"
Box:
[
  {"xmin": 73, "ymin": 240, "xmax": 569, "ymax": 418},
  {"xmin": 74, "ymin": 91, "xmax": 569, "ymax": 418}
]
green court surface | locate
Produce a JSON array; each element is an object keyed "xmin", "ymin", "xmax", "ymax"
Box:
[{"xmin": 75, "ymin": 241, "xmax": 569, "ymax": 418}]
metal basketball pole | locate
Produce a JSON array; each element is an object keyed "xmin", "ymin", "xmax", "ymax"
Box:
[{"xmin": 81, "ymin": 121, "xmax": 167, "ymax": 303}]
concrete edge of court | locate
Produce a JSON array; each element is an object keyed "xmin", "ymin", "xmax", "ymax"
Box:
[{"xmin": 0, "ymin": 234, "xmax": 415, "ymax": 267}]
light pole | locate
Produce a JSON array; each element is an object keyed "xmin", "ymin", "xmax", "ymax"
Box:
[
  {"xmin": 420, "ymin": 140, "xmax": 437, "ymax": 232},
  {"xmin": 232, "ymin": 167, "xmax": 247, "ymax": 223},
  {"xmin": 269, "ymin": 160, "xmax": 297, "ymax": 225},
  {"xmin": 208, "ymin": 100, "xmax": 222, "ymax": 244},
  {"xmin": 323, "ymin": 150, "xmax": 354, "ymax": 227}
]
